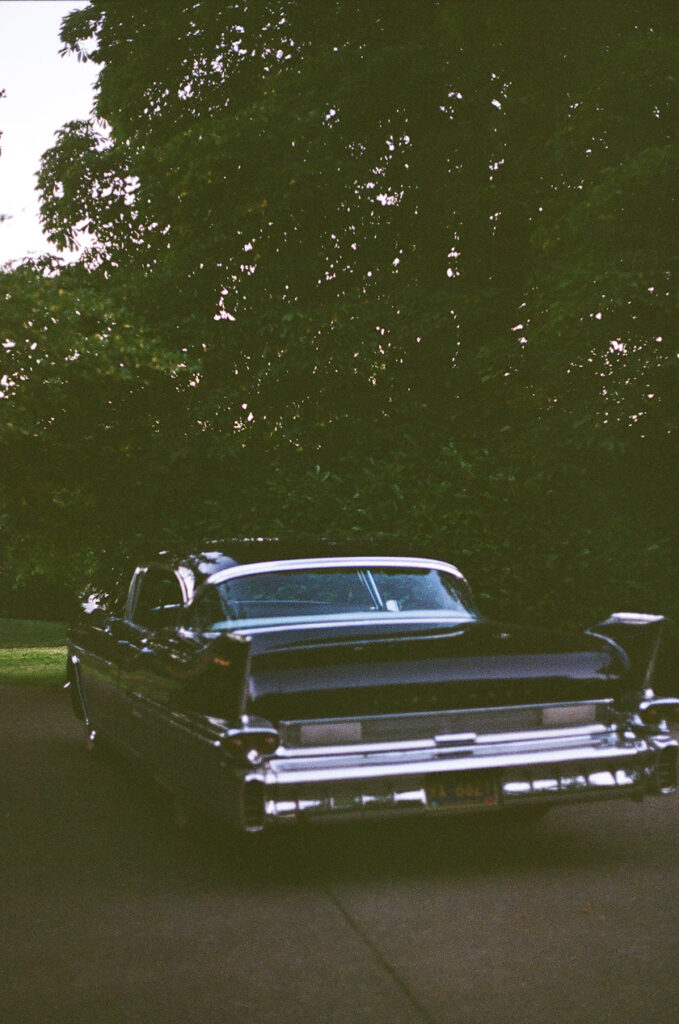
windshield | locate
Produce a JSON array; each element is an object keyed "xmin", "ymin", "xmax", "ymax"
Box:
[{"xmin": 200, "ymin": 567, "xmax": 476, "ymax": 629}]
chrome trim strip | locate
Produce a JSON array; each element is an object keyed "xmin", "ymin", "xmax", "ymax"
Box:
[
  {"xmin": 206, "ymin": 556, "xmax": 468, "ymax": 586},
  {"xmin": 473, "ymin": 724, "xmax": 611, "ymax": 745},
  {"xmin": 275, "ymin": 724, "xmax": 612, "ymax": 760},
  {"xmin": 261, "ymin": 738, "xmax": 649, "ymax": 786},
  {"xmin": 228, "ymin": 614, "xmax": 475, "ymax": 636},
  {"xmin": 175, "ymin": 565, "xmax": 196, "ymax": 606},
  {"xmin": 277, "ymin": 738, "xmax": 439, "ymax": 757}
]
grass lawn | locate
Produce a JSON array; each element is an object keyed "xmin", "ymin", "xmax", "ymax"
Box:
[{"xmin": 0, "ymin": 618, "xmax": 67, "ymax": 687}]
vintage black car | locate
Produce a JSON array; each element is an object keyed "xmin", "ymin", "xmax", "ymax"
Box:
[{"xmin": 66, "ymin": 541, "xmax": 678, "ymax": 833}]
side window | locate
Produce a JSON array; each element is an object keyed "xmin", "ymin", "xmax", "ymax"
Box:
[
  {"xmin": 133, "ymin": 569, "xmax": 183, "ymax": 630},
  {"xmin": 191, "ymin": 586, "xmax": 224, "ymax": 631}
]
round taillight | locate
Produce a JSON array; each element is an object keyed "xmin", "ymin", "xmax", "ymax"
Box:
[
  {"xmin": 223, "ymin": 731, "xmax": 279, "ymax": 757},
  {"xmin": 640, "ymin": 706, "xmax": 662, "ymax": 726},
  {"xmin": 256, "ymin": 732, "xmax": 279, "ymax": 755},
  {"xmin": 640, "ymin": 702, "xmax": 679, "ymax": 726},
  {"xmin": 223, "ymin": 733, "xmax": 247, "ymax": 755}
]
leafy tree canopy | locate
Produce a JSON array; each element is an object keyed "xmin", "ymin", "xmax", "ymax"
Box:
[
  {"xmin": 37, "ymin": 2, "xmax": 677, "ymax": 441},
  {"xmin": 1, "ymin": 1, "xmax": 677, "ymax": 641}
]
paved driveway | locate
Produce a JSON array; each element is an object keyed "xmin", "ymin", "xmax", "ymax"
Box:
[{"xmin": 2, "ymin": 684, "xmax": 678, "ymax": 1024}]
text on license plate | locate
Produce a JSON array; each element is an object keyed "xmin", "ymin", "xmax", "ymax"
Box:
[{"xmin": 426, "ymin": 772, "xmax": 498, "ymax": 809}]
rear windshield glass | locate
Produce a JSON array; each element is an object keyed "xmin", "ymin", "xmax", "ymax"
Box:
[{"xmin": 201, "ymin": 567, "xmax": 475, "ymax": 629}]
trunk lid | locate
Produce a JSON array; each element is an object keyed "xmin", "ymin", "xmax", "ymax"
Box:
[{"xmin": 241, "ymin": 617, "xmax": 628, "ymax": 724}]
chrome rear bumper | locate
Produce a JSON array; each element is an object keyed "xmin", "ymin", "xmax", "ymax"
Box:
[{"xmin": 241, "ymin": 728, "xmax": 677, "ymax": 831}]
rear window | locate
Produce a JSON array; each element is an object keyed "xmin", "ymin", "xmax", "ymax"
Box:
[{"xmin": 200, "ymin": 566, "xmax": 475, "ymax": 629}]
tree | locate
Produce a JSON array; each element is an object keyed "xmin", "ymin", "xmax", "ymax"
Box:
[{"xmin": 1, "ymin": 2, "xmax": 677, "ymax": 637}]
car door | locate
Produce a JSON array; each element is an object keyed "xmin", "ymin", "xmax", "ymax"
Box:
[
  {"xmin": 122, "ymin": 570, "xmax": 236, "ymax": 815},
  {"xmin": 108, "ymin": 566, "xmax": 183, "ymax": 754},
  {"xmin": 119, "ymin": 565, "xmax": 210, "ymax": 757}
]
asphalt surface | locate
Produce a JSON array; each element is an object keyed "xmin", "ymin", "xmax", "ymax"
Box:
[{"xmin": 2, "ymin": 683, "xmax": 679, "ymax": 1024}]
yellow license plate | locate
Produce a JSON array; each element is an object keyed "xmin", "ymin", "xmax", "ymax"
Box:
[{"xmin": 427, "ymin": 772, "xmax": 498, "ymax": 809}]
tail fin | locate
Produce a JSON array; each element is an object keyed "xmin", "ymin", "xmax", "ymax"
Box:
[{"xmin": 589, "ymin": 612, "xmax": 664, "ymax": 691}]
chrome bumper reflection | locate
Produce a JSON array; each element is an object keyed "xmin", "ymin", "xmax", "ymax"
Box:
[{"xmin": 245, "ymin": 732, "xmax": 677, "ymax": 828}]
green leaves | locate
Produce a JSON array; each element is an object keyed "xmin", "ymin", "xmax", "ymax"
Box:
[{"xmin": 1, "ymin": 1, "xmax": 677, "ymax": 665}]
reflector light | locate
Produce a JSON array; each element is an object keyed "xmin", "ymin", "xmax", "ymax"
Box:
[
  {"xmin": 300, "ymin": 721, "xmax": 362, "ymax": 745},
  {"xmin": 542, "ymin": 704, "xmax": 597, "ymax": 727}
]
